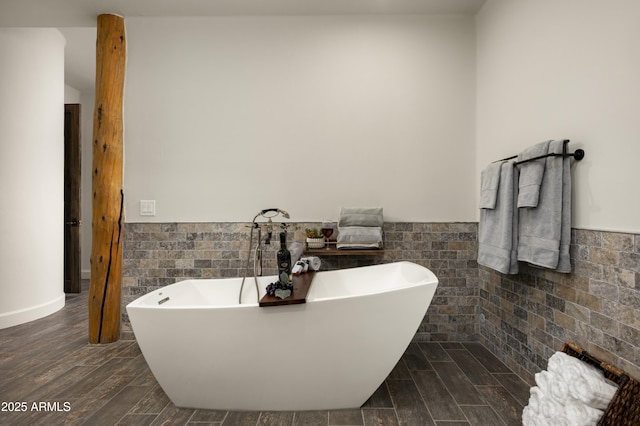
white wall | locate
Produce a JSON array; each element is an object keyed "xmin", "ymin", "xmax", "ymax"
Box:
[
  {"xmin": 65, "ymin": 84, "xmax": 80, "ymax": 103},
  {"xmin": 80, "ymin": 91, "xmax": 94, "ymax": 278},
  {"xmin": 476, "ymin": 0, "xmax": 640, "ymax": 233},
  {"xmin": 124, "ymin": 15, "xmax": 476, "ymax": 223},
  {"xmin": 0, "ymin": 28, "xmax": 66, "ymax": 328}
]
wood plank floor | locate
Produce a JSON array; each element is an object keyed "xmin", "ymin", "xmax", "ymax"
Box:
[{"xmin": 0, "ymin": 282, "xmax": 529, "ymax": 425}]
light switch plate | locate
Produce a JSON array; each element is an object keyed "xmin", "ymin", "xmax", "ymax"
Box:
[{"xmin": 140, "ymin": 200, "xmax": 156, "ymax": 216}]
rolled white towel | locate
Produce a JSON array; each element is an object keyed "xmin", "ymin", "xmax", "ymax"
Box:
[
  {"xmin": 523, "ymin": 387, "xmax": 550, "ymax": 426},
  {"xmin": 522, "ymin": 405, "xmax": 531, "ymax": 425},
  {"xmin": 534, "ymin": 369, "xmax": 568, "ymax": 403},
  {"xmin": 553, "ymin": 414, "xmax": 571, "ymax": 426},
  {"xmin": 522, "ymin": 405, "xmax": 536, "ymax": 426},
  {"xmin": 535, "ymin": 370, "xmax": 555, "ymax": 395},
  {"xmin": 548, "ymin": 351, "xmax": 571, "ymax": 374},
  {"xmin": 540, "ymin": 396, "xmax": 561, "ymax": 418},
  {"xmin": 540, "ymin": 396, "xmax": 569, "ymax": 425},
  {"xmin": 568, "ymin": 372, "xmax": 617, "ymax": 410},
  {"xmin": 549, "ymin": 351, "xmax": 608, "ymax": 382},
  {"xmin": 564, "ymin": 398, "xmax": 604, "ymax": 426},
  {"xmin": 557, "ymin": 354, "xmax": 605, "ymax": 383},
  {"xmin": 528, "ymin": 386, "xmax": 543, "ymax": 412},
  {"xmin": 555, "ymin": 358, "xmax": 616, "ymax": 410},
  {"xmin": 299, "ymin": 256, "xmax": 321, "ymax": 271},
  {"xmin": 549, "ymin": 373, "xmax": 569, "ymax": 404},
  {"xmin": 523, "ymin": 405, "xmax": 552, "ymax": 426}
]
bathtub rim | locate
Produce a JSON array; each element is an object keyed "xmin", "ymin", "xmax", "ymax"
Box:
[{"xmin": 125, "ymin": 261, "xmax": 438, "ymax": 310}]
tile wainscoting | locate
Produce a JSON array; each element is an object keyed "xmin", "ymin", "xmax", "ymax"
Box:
[
  {"xmin": 122, "ymin": 222, "xmax": 479, "ymax": 342},
  {"xmin": 122, "ymin": 223, "xmax": 640, "ymax": 384},
  {"xmin": 479, "ymin": 229, "xmax": 640, "ymax": 384}
]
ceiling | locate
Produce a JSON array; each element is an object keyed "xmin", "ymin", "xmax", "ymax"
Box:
[
  {"xmin": 0, "ymin": 0, "xmax": 486, "ymax": 27},
  {"xmin": 0, "ymin": 0, "xmax": 486, "ymax": 92}
]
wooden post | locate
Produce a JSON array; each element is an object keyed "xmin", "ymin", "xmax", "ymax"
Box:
[{"xmin": 89, "ymin": 14, "xmax": 126, "ymax": 344}]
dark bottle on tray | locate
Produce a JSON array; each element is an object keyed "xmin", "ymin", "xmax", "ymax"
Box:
[{"xmin": 277, "ymin": 232, "xmax": 291, "ymax": 276}]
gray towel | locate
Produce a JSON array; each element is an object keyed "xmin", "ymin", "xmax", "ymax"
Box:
[
  {"xmin": 517, "ymin": 140, "xmax": 571, "ymax": 272},
  {"xmin": 480, "ymin": 162, "xmax": 502, "ymax": 209},
  {"xmin": 478, "ymin": 161, "xmax": 519, "ymax": 274},
  {"xmin": 558, "ymin": 149, "xmax": 572, "ymax": 272},
  {"xmin": 517, "ymin": 140, "xmax": 551, "ymax": 208},
  {"xmin": 336, "ymin": 226, "xmax": 383, "ymax": 249},
  {"xmin": 338, "ymin": 207, "xmax": 383, "ymax": 227}
]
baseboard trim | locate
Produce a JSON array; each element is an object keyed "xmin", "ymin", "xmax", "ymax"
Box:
[{"xmin": 0, "ymin": 294, "xmax": 66, "ymax": 329}]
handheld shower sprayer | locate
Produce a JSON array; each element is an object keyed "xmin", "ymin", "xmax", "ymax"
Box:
[
  {"xmin": 278, "ymin": 209, "xmax": 290, "ymax": 219},
  {"xmin": 253, "ymin": 208, "xmax": 290, "ymax": 221}
]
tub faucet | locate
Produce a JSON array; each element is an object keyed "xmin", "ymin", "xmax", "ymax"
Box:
[{"xmin": 239, "ymin": 208, "xmax": 291, "ymax": 304}]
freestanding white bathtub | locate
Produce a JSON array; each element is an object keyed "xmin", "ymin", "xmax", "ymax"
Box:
[{"xmin": 126, "ymin": 261, "xmax": 438, "ymax": 411}]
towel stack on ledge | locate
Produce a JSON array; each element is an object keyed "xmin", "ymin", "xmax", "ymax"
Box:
[
  {"xmin": 522, "ymin": 352, "xmax": 617, "ymax": 426},
  {"xmin": 478, "ymin": 139, "xmax": 572, "ymax": 274},
  {"xmin": 336, "ymin": 207, "xmax": 383, "ymax": 249}
]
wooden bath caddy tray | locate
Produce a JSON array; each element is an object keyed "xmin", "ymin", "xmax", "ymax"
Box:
[
  {"xmin": 304, "ymin": 240, "xmax": 384, "ymax": 256},
  {"xmin": 259, "ymin": 272, "xmax": 316, "ymax": 307}
]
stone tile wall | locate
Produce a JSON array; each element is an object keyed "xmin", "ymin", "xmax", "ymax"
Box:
[
  {"xmin": 122, "ymin": 222, "xmax": 640, "ymax": 385},
  {"xmin": 122, "ymin": 222, "xmax": 479, "ymax": 342},
  {"xmin": 479, "ymin": 229, "xmax": 640, "ymax": 384}
]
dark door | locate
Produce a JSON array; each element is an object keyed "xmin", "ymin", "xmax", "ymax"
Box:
[{"xmin": 64, "ymin": 104, "xmax": 81, "ymax": 293}]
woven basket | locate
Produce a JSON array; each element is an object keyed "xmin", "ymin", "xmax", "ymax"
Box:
[{"xmin": 561, "ymin": 342, "xmax": 640, "ymax": 426}]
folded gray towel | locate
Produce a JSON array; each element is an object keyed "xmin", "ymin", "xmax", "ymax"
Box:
[
  {"xmin": 517, "ymin": 140, "xmax": 551, "ymax": 208},
  {"xmin": 517, "ymin": 140, "xmax": 571, "ymax": 272},
  {"xmin": 480, "ymin": 162, "xmax": 502, "ymax": 209},
  {"xmin": 478, "ymin": 161, "xmax": 519, "ymax": 274},
  {"xmin": 337, "ymin": 226, "xmax": 383, "ymax": 249},
  {"xmin": 338, "ymin": 207, "xmax": 383, "ymax": 227}
]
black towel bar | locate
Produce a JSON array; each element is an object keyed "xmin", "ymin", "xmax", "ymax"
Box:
[{"xmin": 496, "ymin": 139, "xmax": 585, "ymax": 165}]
